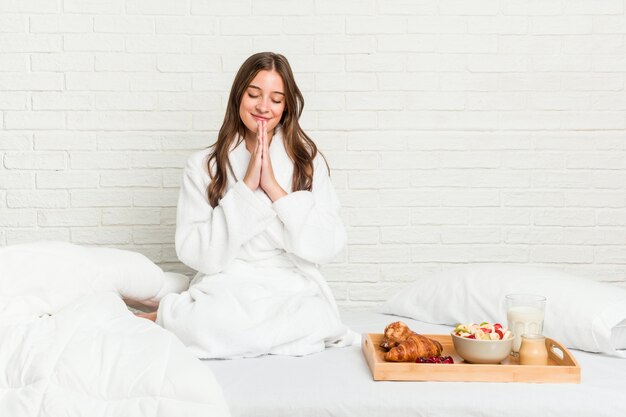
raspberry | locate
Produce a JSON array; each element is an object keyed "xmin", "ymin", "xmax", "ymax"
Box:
[{"xmin": 416, "ymin": 355, "xmax": 454, "ymax": 364}]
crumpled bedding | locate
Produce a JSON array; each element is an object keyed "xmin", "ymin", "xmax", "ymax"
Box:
[{"xmin": 0, "ymin": 241, "xmax": 231, "ymax": 417}]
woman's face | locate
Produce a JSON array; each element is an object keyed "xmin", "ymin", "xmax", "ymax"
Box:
[{"xmin": 239, "ymin": 69, "xmax": 286, "ymax": 140}]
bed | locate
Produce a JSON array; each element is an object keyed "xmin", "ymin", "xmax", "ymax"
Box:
[
  {"xmin": 0, "ymin": 241, "xmax": 230, "ymax": 417},
  {"xmin": 4, "ymin": 242, "xmax": 625, "ymax": 416},
  {"xmin": 205, "ymin": 310, "xmax": 626, "ymax": 417}
]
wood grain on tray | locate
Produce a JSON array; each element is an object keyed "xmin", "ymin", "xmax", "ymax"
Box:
[{"xmin": 362, "ymin": 333, "xmax": 581, "ymax": 383}]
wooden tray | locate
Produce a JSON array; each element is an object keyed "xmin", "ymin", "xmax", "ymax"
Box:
[{"xmin": 362, "ymin": 333, "xmax": 580, "ymax": 383}]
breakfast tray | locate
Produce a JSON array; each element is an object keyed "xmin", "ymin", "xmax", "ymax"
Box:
[{"xmin": 362, "ymin": 334, "xmax": 580, "ymax": 383}]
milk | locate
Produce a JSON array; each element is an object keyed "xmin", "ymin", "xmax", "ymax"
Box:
[{"xmin": 507, "ymin": 306, "xmax": 545, "ymax": 353}]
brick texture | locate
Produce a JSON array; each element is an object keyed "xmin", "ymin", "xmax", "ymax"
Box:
[{"xmin": 2, "ymin": 1, "xmax": 626, "ymax": 308}]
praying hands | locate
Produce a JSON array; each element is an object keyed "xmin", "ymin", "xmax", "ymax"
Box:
[{"xmin": 243, "ymin": 119, "xmax": 287, "ymax": 202}]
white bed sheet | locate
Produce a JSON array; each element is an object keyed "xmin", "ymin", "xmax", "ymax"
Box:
[{"xmin": 204, "ymin": 310, "xmax": 626, "ymax": 417}]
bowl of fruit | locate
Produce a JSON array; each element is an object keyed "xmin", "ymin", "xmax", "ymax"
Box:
[{"xmin": 451, "ymin": 322, "xmax": 514, "ymax": 364}]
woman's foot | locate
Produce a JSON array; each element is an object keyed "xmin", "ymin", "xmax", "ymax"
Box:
[{"xmin": 135, "ymin": 311, "xmax": 158, "ymax": 322}]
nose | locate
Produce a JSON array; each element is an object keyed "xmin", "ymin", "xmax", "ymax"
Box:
[{"xmin": 255, "ymin": 97, "xmax": 270, "ymax": 113}]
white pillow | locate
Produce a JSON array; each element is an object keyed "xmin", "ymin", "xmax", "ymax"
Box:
[
  {"xmin": 380, "ymin": 264, "xmax": 626, "ymax": 357},
  {"xmin": 0, "ymin": 241, "xmax": 189, "ymax": 318}
]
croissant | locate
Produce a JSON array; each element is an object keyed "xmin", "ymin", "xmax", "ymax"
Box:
[
  {"xmin": 380, "ymin": 321, "xmax": 414, "ymax": 350},
  {"xmin": 384, "ymin": 333, "xmax": 443, "ymax": 362}
]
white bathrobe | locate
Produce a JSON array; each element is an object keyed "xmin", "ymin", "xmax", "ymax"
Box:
[{"xmin": 157, "ymin": 129, "xmax": 356, "ymax": 359}]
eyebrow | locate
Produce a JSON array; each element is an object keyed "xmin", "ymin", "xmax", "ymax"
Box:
[{"xmin": 248, "ymin": 84, "xmax": 285, "ymax": 96}]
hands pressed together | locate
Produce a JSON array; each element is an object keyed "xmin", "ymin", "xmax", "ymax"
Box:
[{"xmin": 243, "ymin": 120, "xmax": 287, "ymax": 202}]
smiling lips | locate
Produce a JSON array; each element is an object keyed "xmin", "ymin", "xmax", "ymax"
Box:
[{"xmin": 252, "ymin": 114, "xmax": 269, "ymax": 122}]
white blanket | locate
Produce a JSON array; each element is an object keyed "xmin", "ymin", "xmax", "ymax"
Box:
[
  {"xmin": 0, "ymin": 241, "xmax": 230, "ymax": 417},
  {"xmin": 157, "ymin": 130, "xmax": 357, "ymax": 358},
  {"xmin": 0, "ymin": 241, "xmax": 189, "ymax": 321}
]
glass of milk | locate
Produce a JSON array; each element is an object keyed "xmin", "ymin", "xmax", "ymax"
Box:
[{"xmin": 505, "ymin": 294, "xmax": 547, "ymax": 354}]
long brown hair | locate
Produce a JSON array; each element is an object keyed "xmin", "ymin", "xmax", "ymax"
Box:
[{"xmin": 206, "ymin": 52, "xmax": 326, "ymax": 207}]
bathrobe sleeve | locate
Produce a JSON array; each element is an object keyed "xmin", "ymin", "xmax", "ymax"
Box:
[
  {"xmin": 271, "ymin": 155, "xmax": 347, "ymax": 265},
  {"xmin": 175, "ymin": 151, "xmax": 277, "ymax": 275}
]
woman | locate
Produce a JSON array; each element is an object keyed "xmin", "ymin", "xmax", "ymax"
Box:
[{"xmin": 140, "ymin": 52, "xmax": 355, "ymax": 359}]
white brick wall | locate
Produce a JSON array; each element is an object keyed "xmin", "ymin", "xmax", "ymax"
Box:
[{"xmin": 1, "ymin": 1, "xmax": 626, "ymax": 309}]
